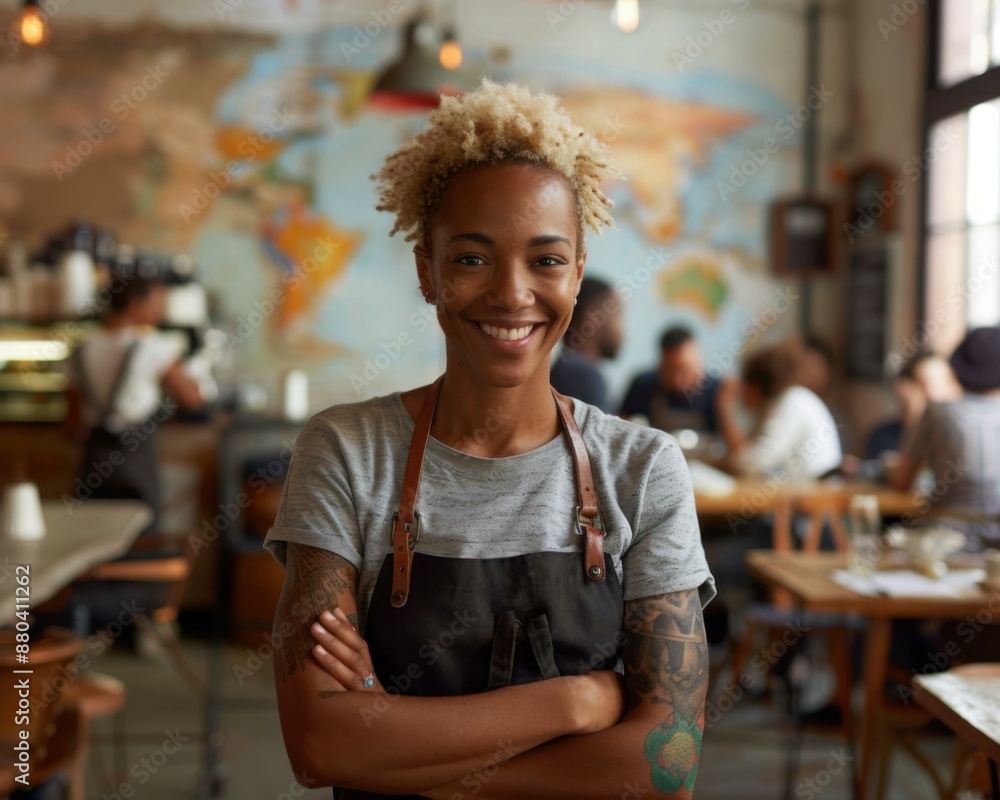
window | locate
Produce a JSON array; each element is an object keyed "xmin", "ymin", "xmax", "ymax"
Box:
[{"xmin": 922, "ymin": 0, "xmax": 1000, "ymax": 347}]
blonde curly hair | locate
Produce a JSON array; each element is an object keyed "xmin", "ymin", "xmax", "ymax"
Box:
[{"xmin": 372, "ymin": 80, "xmax": 618, "ymax": 246}]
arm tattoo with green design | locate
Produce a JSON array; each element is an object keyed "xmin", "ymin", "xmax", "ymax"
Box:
[
  {"xmin": 623, "ymin": 589, "xmax": 708, "ymax": 795},
  {"xmin": 275, "ymin": 543, "xmax": 357, "ymax": 685}
]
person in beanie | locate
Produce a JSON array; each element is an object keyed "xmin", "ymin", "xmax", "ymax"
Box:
[{"xmin": 890, "ymin": 326, "xmax": 1000, "ymax": 550}]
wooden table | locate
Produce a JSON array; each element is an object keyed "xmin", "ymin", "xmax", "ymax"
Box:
[
  {"xmin": 747, "ymin": 550, "xmax": 997, "ymax": 800},
  {"xmin": 915, "ymin": 664, "xmax": 1000, "ymax": 798},
  {"xmin": 694, "ymin": 479, "xmax": 925, "ymax": 518},
  {"xmin": 1, "ymin": 500, "xmax": 152, "ymax": 618}
]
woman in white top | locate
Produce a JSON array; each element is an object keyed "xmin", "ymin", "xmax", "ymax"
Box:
[
  {"xmin": 723, "ymin": 346, "xmax": 843, "ymax": 480},
  {"xmin": 66, "ymin": 272, "xmax": 203, "ymax": 528}
]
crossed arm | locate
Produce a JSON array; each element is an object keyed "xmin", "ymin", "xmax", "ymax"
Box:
[{"xmin": 272, "ymin": 542, "xmax": 708, "ymax": 798}]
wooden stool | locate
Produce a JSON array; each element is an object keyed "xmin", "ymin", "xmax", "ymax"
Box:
[{"xmin": 0, "ymin": 627, "xmax": 89, "ymax": 800}]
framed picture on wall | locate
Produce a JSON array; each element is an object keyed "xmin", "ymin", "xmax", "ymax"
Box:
[{"xmin": 770, "ymin": 197, "xmax": 835, "ymax": 276}]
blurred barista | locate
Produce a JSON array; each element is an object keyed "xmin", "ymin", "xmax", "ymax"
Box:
[{"xmin": 66, "ymin": 272, "xmax": 204, "ymax": 529}]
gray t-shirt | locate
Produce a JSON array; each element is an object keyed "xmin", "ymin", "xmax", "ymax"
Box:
[
  {"xmin": 904, "ymin": 395, "xmax": 1000, "ymax": 547},
  {"xmin": 264, "ymin": 391, "xmax": 715, "ymax": 629}
]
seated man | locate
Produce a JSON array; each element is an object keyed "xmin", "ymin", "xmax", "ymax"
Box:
[
  {"xmin": 620, "ymin": 326, "xmax": 735, "ymax": 434},
  {"xmin": 890, "ymin": 327, "xmax": 1000, "ymax": 551},
  {"xmin": 549, "ymin": 277, "xmax": 622, "ymax": 411}
]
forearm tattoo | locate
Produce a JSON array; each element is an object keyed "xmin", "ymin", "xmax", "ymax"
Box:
[
  {"xmin": 623, "ymin": 589, "xmax": 708, "ymax": 794},
  {"xmin": 274, "ymin": 543, "xmax": 357, "ymax": 684}
]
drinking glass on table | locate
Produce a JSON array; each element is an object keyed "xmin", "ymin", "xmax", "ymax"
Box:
[{"xmin": 847, "ymin": 494, "xmax": 882, "ymax": 577}]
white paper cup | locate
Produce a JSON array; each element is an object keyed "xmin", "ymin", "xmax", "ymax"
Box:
[{"xmin": 2, "ymin": 482, "xmax": 46, "ymax": 541}]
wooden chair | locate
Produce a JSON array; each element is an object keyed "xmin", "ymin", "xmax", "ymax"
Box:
[
  {"xmin": 78, "ymin": 530, "xmax": 204, "ymax": 694},
  {"xmin": 0, "ymin": 627, "xmax": 88, "ymax": 800},
  {"xmin": 68, "ymin": 531, "xmax": 205, "ymax": 790},
  {"xmin": 730, "ymin": 492, "xmax": 859, "ymax": 800}
]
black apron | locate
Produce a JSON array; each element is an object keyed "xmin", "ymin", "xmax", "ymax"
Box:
[
  {"xmin": 336, "ymin": 378, "xmax": 624, "ymax": 800},
  {"xmin": 73, "ymin": 339, "xmax": 161, "ymax": 529}
]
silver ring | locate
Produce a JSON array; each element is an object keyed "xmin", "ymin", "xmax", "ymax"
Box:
[{"xmin": 363, "ymin": 674, "xmax": 375, "ymax": 689}]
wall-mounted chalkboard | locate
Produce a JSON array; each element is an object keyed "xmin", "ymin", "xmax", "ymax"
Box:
[
  {"xmin": 770, "ymin": 197, "xmax": 835, "ymax": 276},
  {"xmin": 844, "ymin": 246, "xmax": 889, "ymax": 381}
]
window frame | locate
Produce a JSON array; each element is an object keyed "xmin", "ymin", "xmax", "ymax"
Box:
[{"xmin": 919, "ymin": 0, "xmax": 1000, "ymax": 326}]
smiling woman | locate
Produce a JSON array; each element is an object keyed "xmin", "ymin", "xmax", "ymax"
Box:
[{"xmin": 264, "ymin": 80, "xmax": 716, "ymax": 800}]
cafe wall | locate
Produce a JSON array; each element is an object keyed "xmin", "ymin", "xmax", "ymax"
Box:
[{"xmin": 1, "ymin": 0, "xmax": 852, "ymax": 410}]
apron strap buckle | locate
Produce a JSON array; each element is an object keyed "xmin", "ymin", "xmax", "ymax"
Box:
[
  {"xmin": 390, "ymin": 511, "xmax": 420, "ymax": 607},
  {"xmin": 576, "ymin": 506, "xmax": 607, "ymax": 582}
]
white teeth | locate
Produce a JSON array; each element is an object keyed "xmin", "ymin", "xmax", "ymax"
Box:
[{"xmin": 478, "ymin": 323, "xmax": 534, "ymax": 341}]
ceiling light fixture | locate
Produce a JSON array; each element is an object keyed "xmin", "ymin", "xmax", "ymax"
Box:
[
  {"xmin": 439, "ymin": 30, "xmax": 463, "ymax": 70},
  {"xmin": 14, "ymin": 0, "xmax": 48, "ymax": 47},
  {"xmin": 612, "ymin": 0, "xmax": 640, "ymax": 33}
]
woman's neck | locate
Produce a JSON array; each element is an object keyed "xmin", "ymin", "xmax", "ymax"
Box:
[{"xmin": 428, "ymin": 368, "xmax": 562, "ymax": 458}]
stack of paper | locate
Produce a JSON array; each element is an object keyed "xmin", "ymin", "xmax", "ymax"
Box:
[{"xmin": 831, "ymin": 569, "xmax": 986, "ymax": 598}]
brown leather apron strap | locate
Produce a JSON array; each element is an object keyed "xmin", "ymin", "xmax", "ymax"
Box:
[
  {"xmin": 391, "ymin": 376, "xmax": 443, "ymax": 607},
  {"xmin": 551, "ymin": 389, "xmax": 607, "ymax": 582},
  {"xmin": 390, "ymin": 379, "xmax": 607, "ymax": 607}
]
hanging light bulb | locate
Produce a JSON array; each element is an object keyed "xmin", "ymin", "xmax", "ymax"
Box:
[
  {"xmin": 14, "ymin": 0, "xmax": 48, "ymax": 47},
  {"xmin": 439, "ymin": 31, "xmax": 462, "ymax": 70},
  {"xmin": 612, "ymin": 0, "xmax": 639, "ymax": 33}
]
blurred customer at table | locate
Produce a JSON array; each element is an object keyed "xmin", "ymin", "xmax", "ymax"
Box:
[
  {"xmin": 723, "ymin": 346, "xmax": 843, "ymax": 480},
  {"xmin": 550, "ymin": 277, "xmax": 623, "ymax": 411},
  {"xmin": 889, "ymin": 327, "xmax": 1000, "ymax": 550},
  {"xmin": 66, "ymin": 272, "xmax": 204, "ymax": 530},
  {"xmin": 620, "ymin": 325, "xmax": 738, "ymax": 435},
  {"xmin": 866, "ymin": 349, "xmax": 963, "ymax": 460},
  {"xmin": 795, "ymin": 332, "xmax": 835, "ymax": 398}
]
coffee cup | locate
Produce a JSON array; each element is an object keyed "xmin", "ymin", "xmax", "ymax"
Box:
[{"xmin": 1, "ymin": 482, "xmax": 46, "ymax": 541}]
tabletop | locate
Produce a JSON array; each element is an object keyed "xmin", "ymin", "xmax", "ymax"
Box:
[
  {"xmin": 694, "ymin": 479, "xmax": 924, "ymax": 518},
  {"xmin": 746, "ymin": 550, "xmax": 997, "ymax": 618},
  {"xmin": 1, "ymin": 500, "xmax": 152, "ymax": 618},
  {"xmin": 914, "ymin": 664, "xmax": 1000, "ymax": 765}
]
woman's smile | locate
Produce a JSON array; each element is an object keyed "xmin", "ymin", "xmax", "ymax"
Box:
[{"xmin": 472, "ymin": 320, "xmax": 542, "ymax": 347}]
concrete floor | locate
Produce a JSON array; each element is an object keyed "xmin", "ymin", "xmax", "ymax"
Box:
[{"xmin": 73, "ymin": 636, "xmax": 969, "ymax": 800}]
